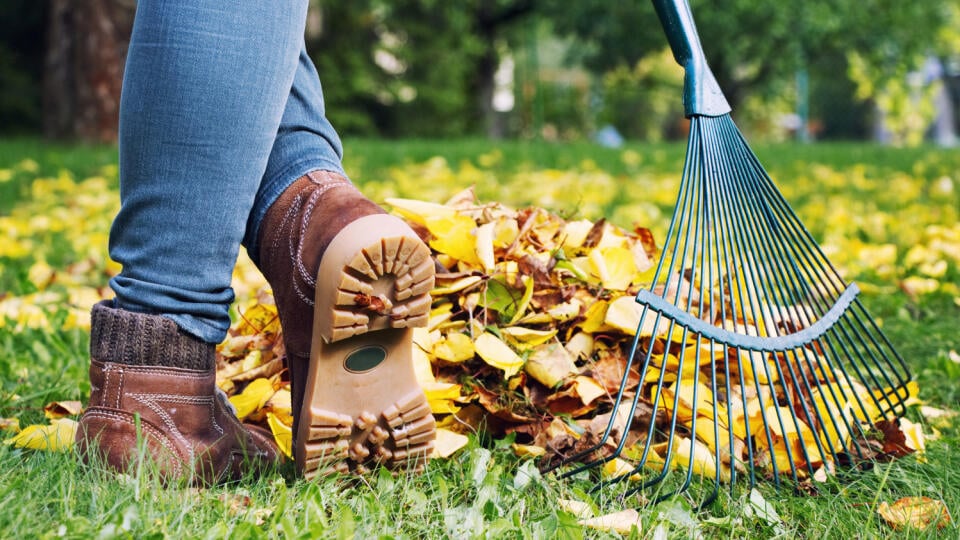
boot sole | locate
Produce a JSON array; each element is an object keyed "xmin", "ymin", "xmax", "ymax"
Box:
[{"xmin": 295, "ymin": 214, "xmax": 437, "ymax": 478}]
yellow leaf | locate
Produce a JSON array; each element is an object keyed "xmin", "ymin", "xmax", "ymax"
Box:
[
  {"xmin": 431, "ymin": 428, "xmax": 469, "ymax": 459},
  {"xmin": 425, "ymin": 213, "xmax": 482, "ymax": 266},
  {"xmin": 475, "ymin": 222, "xmax": 496, "ymax": 272},
  {"xmin": 579, "ymin": 509, "xmax": 643, "ymax": 534},
  {"xmin": 262, "ymin": 388, "xmax": 293, "ymax": 426},
  {"xmin": 603, "ymin": 295, "xmax": 689, "ymax": 341},
  {"xmin": 385, "ymin": 198, "xmax": 457, "ymax": 226},
  {"xmin": 501, "ymin": 326, "xmax": 558, "ymax": 349},
  {"xmin": 4, "ymin": 418, "xmax": 77, "ymax": 452},
  {"xmin": 507, "ymin": 275, "xmax": 535, "ymax": 325},
  {"xmin": 228, "ymin": 378, "xmax": 276, "ymax": 420},
  {"xmin": 899, "ymin": 417, "xmax": 926, "ymax": 455},
  {"xmin": 673, "ymin": 436, "xmax": 726, "ymax": 481},
  {"xmin": 493, "ymin": 216, "xmax": 519, "ymax": 248},
  {"xmin": 564, "ymin": 331, "xmax": 594, "ymax": 360},
  {"xmin": 560, "ymin": 219, "xmax": 595, "ymax": 249},
  {"xmin": 474, "ymin": 332, "xmax": 525, "ymax": 378},
  {"xmin": 423, "ymin": 382, "xmax": 463, "ymax": 415},
  {"xmin": 601, "ymin": 458, "xmax": 642, "ymax": 482},
  {"xmin": 546, "ymin": 301, "xmax": 581, "ymax": 322},
  {"xmin": 629, "ymin": 239, "xmax": 653, "ymax": 273},
  {"xmin": 240, "ymin": 349, "xmax": 264, "ymax": 372},
  {"xmin": 757, "ymin": 405, "xmax": 823, "ymax": 470},
  {"xmin": 588, "ymin": 247, "xmax": 637, "ymax": 291},
  {"xmin": 524, "ymin": 339, "xmax": 576, "ymax": 387},
  {"xmin": 558, "ymin": 498, "xmax": 594, "ymax": 519},
  {"xmin": 432, "ymin": 332, "xmax": 475, "ymax": 363},
  {"xmin": 511, "ymin": 444, "xmax": 546, "ymax": 458},
  {"xmin": 265, "ymin": 412, "xmax": 292, "ymax": 459},
  {"xmin": 234, "ymin": 301, "xmax": 280, "ymax": 335},
  {"xmin": 878, "ymin": 497, "xmax": 951, "ymax": 531},
  {"xmin": 412, "ymin": 331, "xmax": 437, "ymax": 384},
  {"xmin": 430, "ymin": 275, "xmax": 484, "ymax": 296},
  {"xmin": 573, "ymin": 376, "xmax": 606, "ymax": 405},
  {"xmin": 43, "ymin": 400, "xmax": 83, "ymax": 419},
  {"xmin": 27, "ymin": 260, "xmax": 55, "ymax": 290},
  {"xmin": 657, "ymin": 381, "xmax": 719, "ymax": 423},
  {"xmin": 579, "ymin": 299, "xmax": 610, "ymax": 333}
]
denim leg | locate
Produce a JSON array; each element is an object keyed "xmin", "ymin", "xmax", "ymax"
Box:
[
  {"xmin": 243, "ymin": 47, "xmax": 347, "ymax": 264},
  {"xmin": 109, "ymin": 0, "xmax": 309, "ymax": 343}
]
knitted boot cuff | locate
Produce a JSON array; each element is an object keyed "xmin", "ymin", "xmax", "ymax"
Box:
[{"xmin": 89, "ymin": 301, "xmax": 215, "ymax": 372}]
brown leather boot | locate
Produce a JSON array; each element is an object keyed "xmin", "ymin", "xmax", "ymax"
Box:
[
  {"xmin": 76, "ymin": 302, "xmax": 281, "ymax": 484},
  {"xmin": 256, "ymin": 170, "xmax": 436, "ymax": 478}
]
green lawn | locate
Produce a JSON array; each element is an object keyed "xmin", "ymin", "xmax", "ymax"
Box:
[{"xmin": 1, "ymin": 137, "xmax": 958, "ymax": 538}]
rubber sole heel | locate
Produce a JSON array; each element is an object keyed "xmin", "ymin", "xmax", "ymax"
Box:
[{"xmin": 295, "ymin": 214, "xmax": 437, "ymax": 478}]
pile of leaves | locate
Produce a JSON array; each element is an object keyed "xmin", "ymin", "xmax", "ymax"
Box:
[{"xmin": 216, "ymin": 187, "xmax": 925, "ymax": 485}]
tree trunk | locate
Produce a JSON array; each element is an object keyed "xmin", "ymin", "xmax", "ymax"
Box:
[
  {"xmin": 475, "ymin": 40, "xmax": 503, "ymax": 138},
  {"xmin": 43, "ymin": 0, "xmax": 135, "ymax": 142}
]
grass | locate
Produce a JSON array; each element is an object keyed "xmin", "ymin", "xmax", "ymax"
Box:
[{"xmin": 1, "ymin": 136, "xmax": 959, "ymax": 538}]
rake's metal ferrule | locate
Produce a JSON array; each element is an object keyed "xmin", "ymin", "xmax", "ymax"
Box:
[
  {"xmin": 635, "ymin": 283, "xmax": 861, "ymax": 351},
  {"xmin": 652, "ymin": 0, "xmax": 731, "ymax": 117}
]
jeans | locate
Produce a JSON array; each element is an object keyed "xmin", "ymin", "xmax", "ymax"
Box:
[{"xmin": 109, "ymin": 0, "xmax": 345, "ymax": 344}]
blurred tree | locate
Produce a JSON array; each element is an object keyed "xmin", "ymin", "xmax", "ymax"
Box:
[
  {"xmin": 308, "ymin": 0, "xmax": 535, "ymax": 138},
  {"xmin": 0, "ymin": 1, "xmax": 46, "ymax": 134},
  {"xmin": 543, "ymin": 0, "xmax": 948, "ymax": 118},
  {"xmin": 43, "ymin": 0, "xmax": 134, "ymax": 142}
]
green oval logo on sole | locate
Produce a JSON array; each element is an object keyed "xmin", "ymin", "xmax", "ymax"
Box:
[{"xmin": 344, "ymin": 345, "xmax": 387, "ymax": 373}]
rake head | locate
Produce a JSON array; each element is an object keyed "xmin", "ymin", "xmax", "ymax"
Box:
[{"xmin": 546, "ymin": 0, "xmax": 915, "ymax": 508}]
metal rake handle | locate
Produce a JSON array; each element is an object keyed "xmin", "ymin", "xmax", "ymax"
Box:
[{"xmin": 652, "ymin": 0, "xmax": 731, "ymax": 117}]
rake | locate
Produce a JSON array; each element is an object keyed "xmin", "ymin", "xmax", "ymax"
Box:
[{"xmin": 550, "ymin": 0, "xmax": 914, "ymax": 506}]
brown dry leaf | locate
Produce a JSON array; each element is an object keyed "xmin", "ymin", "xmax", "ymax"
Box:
[
  {"xmin": 43, "ymin": 400, "xmax": 83, "ymax": 419},
  {"xmin": 524, "ymin": 339, "xmax": 576, "ymax": 388},
  {"xmin": 878, "ymin": 497, "xmax": 951, "ymax": 531},
  {"xmin": 0, "ymin": 417, "xmax": 19, "ymax": 433}
]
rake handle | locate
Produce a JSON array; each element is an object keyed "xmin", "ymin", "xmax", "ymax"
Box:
[{"xmin": 652, "ymin": 0, "xmax": 731, "ymax": 117}]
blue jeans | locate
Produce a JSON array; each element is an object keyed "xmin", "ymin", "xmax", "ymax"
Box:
[{"xmin": 108, "ymin": 0, "xmax": 346, "ymax": 343}]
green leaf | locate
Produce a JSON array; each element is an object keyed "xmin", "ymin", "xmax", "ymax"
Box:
[{"xmin": 477, "ymin": 277, "xmax": 524, "ymax": 322}]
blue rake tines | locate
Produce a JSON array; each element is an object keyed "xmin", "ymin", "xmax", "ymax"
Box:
[{"xmin": 546, "ymin": 115, "xmax": 913, "ymax": 508}]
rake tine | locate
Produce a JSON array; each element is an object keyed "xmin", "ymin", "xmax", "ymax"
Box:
[{"xmin": 552, "ymin": 0, "xmax": 916, "ymax": 509}]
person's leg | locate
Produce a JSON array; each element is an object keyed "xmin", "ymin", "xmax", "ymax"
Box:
[
  {"xmin": 77, "ymin": 0, "xmax": 310, "ymax": 482},
  {"xmin": 247, "ymin": 50, "xmax": 438, "ymax": 478},
  {"xmin": 109, "ymin": 0, "xmax": 308, "ymax": 344}
]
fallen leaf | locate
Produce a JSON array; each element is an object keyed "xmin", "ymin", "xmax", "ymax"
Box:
[
  {"xmin": 265, "ymin": 412, "xmax": 292, "ymax": 459},
  {"xmin": 4, "ymin": 418, "xmax": 77, "ymax": 452},
  {"xmin": 432, "ymin": 332, "xmax": 476, "ymax": 363},
  {"xmin": 228, "ymin": 378, "xmax": 276, "ymax": 420},
  {"xmin": 432, "ymin": 428, "xmax": 469, "ymax": 458},
  {"xmin": 523, "ymin": 339, "xmax": 576, "ymax": 387},
  {"xmin": 878, "ymin": 497, "xmax": 951, "ymax": 531},
  {"xmin": 474, "ymin": 332, "xmax": 525, "ymax": 378},
  {"xmin": 0, "ymin": 417, "xmax": 20, "ymax": 433},
  {"xmin": 579, "ymin": 509, "xmax": 643, "ymax": 534},
  {"xmin": 557, "ymin": 498, "xmax": 594, "ymax": 519},
  {"xmin": 43, "ymin": 400, "xmax": 83, "ymax": 419},
  {"xmin": 511, "ymin": 443, "xmax": 546, "ymax": 458}
]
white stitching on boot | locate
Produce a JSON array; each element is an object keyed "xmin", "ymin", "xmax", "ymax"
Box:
[
  {"xmin": 290, "ymin": 181, "xmax": 353, "ymax": 305},
  {"xmin": 129, "ymin": 393, "xmax": 222, "ymax": 461}
]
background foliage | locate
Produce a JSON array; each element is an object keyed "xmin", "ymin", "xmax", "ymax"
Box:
[{"xmin": 2, "ymin": 0, "xmax": 958, "ymax": 143}]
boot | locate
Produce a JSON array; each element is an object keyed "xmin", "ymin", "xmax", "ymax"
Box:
[
  {"xmin": 256, "ymin": 170, "xmax": 436, "ymax": 478},
  {"xmin": 76, "ymin": 301, "xmax": 281, "ymax": 484}
]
